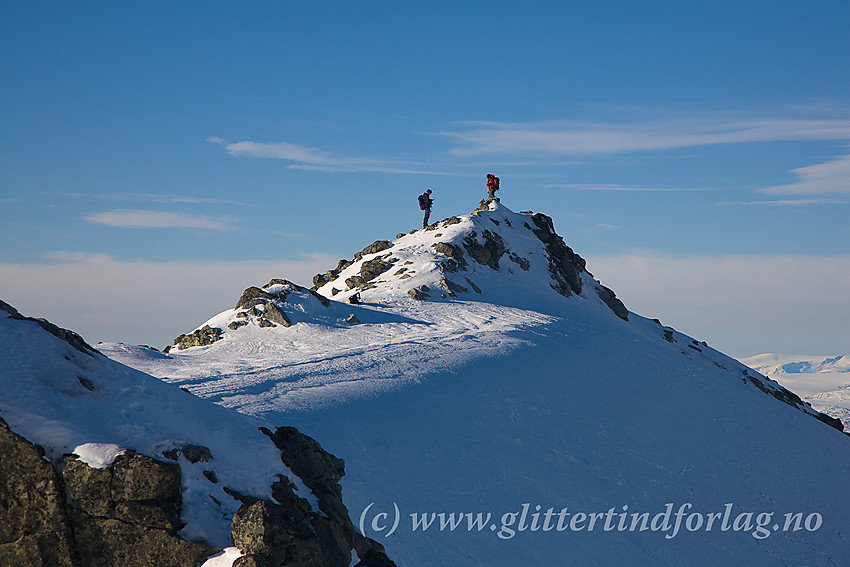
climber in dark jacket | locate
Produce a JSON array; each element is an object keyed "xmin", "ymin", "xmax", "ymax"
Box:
[{"xmin": 418, "ymin": 189, "xmax": 433, "ymax": 228}]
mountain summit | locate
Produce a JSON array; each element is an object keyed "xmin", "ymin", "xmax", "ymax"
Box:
[{"xmin": 103, "ymin": 201, "xmax": 850, "ymax": 566}]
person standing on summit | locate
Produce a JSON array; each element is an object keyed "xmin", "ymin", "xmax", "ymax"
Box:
[
  {"xmin": 486, "ymin": 174, "xmax": 500, "ymax": 201},
  {"xmin": 418, "ymin": 188, "xmax": 433, "ymax": 228}
]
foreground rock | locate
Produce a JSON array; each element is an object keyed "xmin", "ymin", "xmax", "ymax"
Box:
[{"xmin": 0, "ymin": 417, "xmax": 213, "ymax": 567}]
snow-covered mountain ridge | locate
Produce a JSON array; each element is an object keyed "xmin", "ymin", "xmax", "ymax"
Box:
[
  {"xmin": 0, "ymin": 301, "xmax": 394, "ymax": 567},
  {"xmin": 98, "ymin": 201, "xmax": 850, "ymax": 566},
  {"xmin": 134, "ymin": 202, "xmax": 838, "ymax": 432}
]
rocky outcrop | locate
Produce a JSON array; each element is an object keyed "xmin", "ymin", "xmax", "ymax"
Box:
[
  {"xmin": 359, "ymin": 259, "xmax": 393, "ymax": 282},
  {"xmin": 408, "ymin": 287, "xmax": 429, "ymax": 300},
  {"xmin": 261, "ymin": 303, "xmax": 292, "ymax": 328},
  {"xmin": 0, "ymin": 418, "xmax": 76, "ymax": 567},
  {"xmin": 0, "ymin": 417, "xmax": 214, "ymax": 567},
  {"xmin": 249, "ymin": 426, "xmax": 393, "ymax": 567},
  {"xmin": 63, "ymin": 451, "xmax": 214, "ymax": 567},
  {"xmin": 231, "ymin": 500, "xmax": 325, "ymax": 567},
  {"xmin": 432, "ymin": 242, "xmax": 468, "ymax": 271},
  {"xmin": 237, "ymin": 287, "xmax": 279, "ymax": 310},
  {"xmin": 172, "ymin": 325, "xmax": 223, "ymax": 351},
  {"xmin": 0, "ymin": 413, "xmax": 397, "ymax": 567},
  {"xmin": 353, "ymin": 240, "xmax": 392, "ymax": 262},
  {"xmin": 528, "ymin": 213, "xmax": 586, "ymax": 298},
  {"xmin": 1, "ymin": 300, "xmax": 99, "ymax": 356},
  {"xmin": 462, "ymin": 230, "xmax": 505, "ymax": 270},
  {"xmin": 596, "ymin": 286, "xmax": 629, "ymax": 322}
]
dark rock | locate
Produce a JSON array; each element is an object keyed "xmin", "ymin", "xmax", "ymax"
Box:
[
  {"xmin": 261, "ymin": 304, "xmax": 291, "ymax": 327},
  {"xmin": 258, "ymin": 319, "xmax": 276, "ymax": 328},
  {"xmin": 237, "ymin": 312, "xmax": 249, "ymax": 319},
  {"xmin": 1, "ymin": 301, "xmax": 100, "ymax": 356},
  {"xmin": 432, "ymin": 242, "xmax": 468, "ymax": 270},
  {"xmin": 311, "ymin": 514, "xmax": 354, "ymax": 567},
  {"xmin": 173, "ymin": 325, "xmax": 223, "ymax": 350},
  {"xmin": 355, "ymin": 549, "xmax": 398, "ymax": 567},
  {"xmin": 508, "ymin": 253, "xmax": 530, "ymax": 271},
  {"xmin": 261, "ymin": 427, "xmax": 349, "ymax": 524},
  {"xmin": 336, "ymin": 259, "xmax": 353, "ymax": 272},
  {"xmin": 161, "ymin": 448, "xmax": 180, "ymax": 461},
  {"xmin": 202, "ymin": 470, "xmax": 218, "ymax": 484},
  {"xmin": 526, "ymin": 213, "xmax": 587, "ymax": 297},
  {"xmin": 396, "ymin": 232, "xmax": 406, "ymax": 239},
  {"xmin": 231, "ymin": 500, "xmax": 324, "ymax": 567},
  {"xmin": 360, "ymin": 259, "xmax": 393, "ymax": 282},
  {"xmin": 308, "ymin": 289, "xmax": 331, "ymax": 308},
  {"xmin": 181, "ymin": 445, "xmax": 213, "ymax": 464},
  {"xmin": 408, "ymin": 289, "xmax": 428, "ymax": 300},
  {"xmin": 816, "ymin": 412, "xmax": 844, "ymax": 431},
  {"xmin": 229, "ymin": 321, "xmax": 246, "ymax": 330},
  {"xmin": 263, "ymin": 279, "xmax": 305, "ymax": 292},
  {"xmin": 462, "ymin": 230, "xmax": 505, "ymax": 270},
  {"xmin": 236, "ymin": 287, "xmax": 278, "ymax": 309},
  {"xmin": 596, "ymin": 286, "xmax": 629, "ymax": 321},
  {"xmin": 439, "ymin": 277, "xmax": 467, "ymax": 296},
  {"xmin": 662, "ymin": 329, "xmax": 675, "ymax": 343},
  {"xmin": 111, "ymin": 452, "xmax": 183, "ymax": 530},
  {"xmin": 346, "ymin": 314, "xmax": 360, "ymax": 324},
  {"xmin": 354, "ymin": 240, "xmax": 392, "ymax": 261},
  {"xmin": 442, "ymin": 216, "xmax": 461, "ymax": 226},
  {"xmin": 312, "ymin": 274, "xmax": 328, "ymax": 288},
  {"xmin": 345, "ymin": 276, "xmax": 366, "ymax": 290},
  {"xmin": 0, "ymin": 299, "xmax": 21, "ymax": 317},
  {"xmin": 70, "ymin": 509, "xmax": 213, "ymax": 567},
  {"xmin": 0, "ymin": 417, "xmax": 76, "ymax": 567},
  {"xmin": 78, "ymin": 376, "xmax": 96, "ymax": 391},
  {"xmin": 464, "ymin": 277, "xmax": 482, "ymax": 294},
  {"xmin": 234, "ymin": 554, "xmax": 273, "ymax": 567}
]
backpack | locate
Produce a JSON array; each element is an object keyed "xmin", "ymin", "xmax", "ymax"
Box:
[
  {"xmin": 418, "ymin": 194, "xmax": 426, "ymax": 210},
  {"xmin": 493, "ymin": 177, "xmax": 500, "ymax": 189}
]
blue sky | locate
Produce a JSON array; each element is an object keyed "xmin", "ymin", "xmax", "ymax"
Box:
[{"xmin": 1, "ymin": 1, "xmax": 848, "ymax": 355}]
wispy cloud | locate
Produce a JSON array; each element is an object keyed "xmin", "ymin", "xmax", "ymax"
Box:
[
  {"xmin": 214, "ymin": 139, "xmax": 461, "ymax": 175},
  {"xmin": 65, "ymin": 192, "xmax": 248, "ymax": 206},
  {"xmin": 82, "ymin": 209, "xmax": 237, "ymax": 230},
  {"xmin": 759, "ymin": 153, "xmax": 850, "ymax": 195},
  {"xmin": 724, "ymin": 198, "xmax": 850, "ymax": 206},
  {"xmin": 441, "ymin": 117, "xmax": 850, "ymax": 157},
  {"xmin": 546, "ymin": 183, "xmax": 724, "ymax": 192}
]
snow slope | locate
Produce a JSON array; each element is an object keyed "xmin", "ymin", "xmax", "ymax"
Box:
[
  {"xmin": 741, "ymin": 353, "xmax": 850, "ymax": 426},
  {"xmin": 103, "ymin": 202, "xmax": 850, "ymax": 566},
  {"xmin": 0, "ymin": 306, "xmax": 316, "ymax": 555}
]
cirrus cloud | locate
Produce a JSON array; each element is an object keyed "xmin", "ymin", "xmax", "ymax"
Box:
[
  {"xmin": 440, "ymin": 118, "xmax": 850, "ymax": 157},
  {"xmin": 82, "ymin": 209, "xmax": 237, "ymax": 230},
  {"xmin": 759, "ymin": 153, "xmax": 850, "ymax": 195}
]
